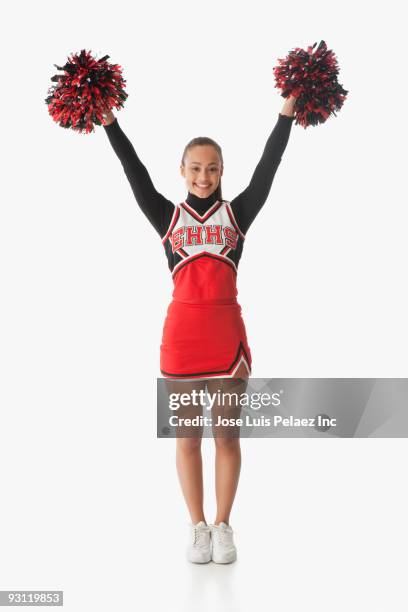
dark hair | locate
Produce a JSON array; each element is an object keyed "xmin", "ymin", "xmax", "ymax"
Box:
[{"xmin": 181, "ymin": 137, "xmax": 224, "ymax": 200}]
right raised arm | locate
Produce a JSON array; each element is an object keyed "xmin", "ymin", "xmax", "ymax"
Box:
[{"xmin": 103, "ymin": 112, "xmax": 175, "ymax": 238}]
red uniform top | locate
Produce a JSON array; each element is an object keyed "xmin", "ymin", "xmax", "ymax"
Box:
[{"xmin": 162, "ymin": 199, "xmax": 245, "ymax": 304}]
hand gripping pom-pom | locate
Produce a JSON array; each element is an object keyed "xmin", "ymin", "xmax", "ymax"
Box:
[
  {"xmin": 273, "ymin": 40, "xmax": 348, "ymax": 129},
  {"xmin": 45, "ymin": 49, "xmax": 128, "ymax": 134}
]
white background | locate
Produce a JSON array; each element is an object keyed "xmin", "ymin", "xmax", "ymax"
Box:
[{"xmin": 1, "ymin": 1, "xmax": 407, "ymax": 610}]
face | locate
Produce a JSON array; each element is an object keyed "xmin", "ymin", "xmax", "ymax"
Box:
[{"xmin": 180, "ymin": 145, "xmax": 223, "ymax": 198}]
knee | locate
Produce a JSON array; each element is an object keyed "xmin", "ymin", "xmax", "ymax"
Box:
[
  {"xmin": 213, "ymin": 436, "xmax": 240, "ymax": 451},
  {"xmin": 177, "ymin": 437, "xmax": 202, "ymax": 454}
]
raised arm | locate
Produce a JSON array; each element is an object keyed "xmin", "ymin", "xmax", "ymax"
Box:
[
  {"xmin": 102, "ymin": 111, "xmax": 175, "ymax": 238},
  {"xmin": 230, "ymin": 97, "xmax": 296, "ymax": 235}
]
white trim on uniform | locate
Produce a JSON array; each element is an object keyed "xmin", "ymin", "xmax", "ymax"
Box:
[
  {"xmin": 161, "ymin": 356, "xmax": 251, "ymax": 381},
  {"xmin": 226, "ymin": 202, "xmax": 246, "ymax": 240},
  {"xmin": 181, "ymin": 199, "xmax": 221, "ymax": 221},
  {"xmin": 172, "ymin": 251, "xmax": 238, "ymax": 276},
  {"xmin": 161, "ymin": 204, "xmax": 179, "ymax": 244}
]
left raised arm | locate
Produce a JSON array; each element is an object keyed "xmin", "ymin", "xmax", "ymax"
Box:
[{"xmin": 230, "ymin": 96, "xmax": 296, "ymax": 235}]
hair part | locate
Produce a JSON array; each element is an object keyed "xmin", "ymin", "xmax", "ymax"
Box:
[{"xmin": 181, "ymin": 136, "xmax": 223, "ymax": 167}]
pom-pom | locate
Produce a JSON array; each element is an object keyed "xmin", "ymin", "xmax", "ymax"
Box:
[
  {"xmin": 45, "ymin": 49, "xmax": 128, "ymax": 134},
  {"xmin": 273, "ymin": 40, "xmax": 348, "ymax": 128}
]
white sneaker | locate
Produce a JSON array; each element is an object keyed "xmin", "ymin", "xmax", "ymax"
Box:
[
  {"xmin": 210, "ymin": 522, "xmax": 237, "ymax": 564},
  {"xmin": 187, "ymin": 521, "xmax": 211, "ymax": 563}
]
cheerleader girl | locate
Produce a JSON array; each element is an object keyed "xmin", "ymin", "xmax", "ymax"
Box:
[{"xmin": 102, "ymin": 93, "xmax": 296, "ymax": 563}]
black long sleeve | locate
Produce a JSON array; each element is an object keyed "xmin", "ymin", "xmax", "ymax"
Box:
[
  {"xmin": 103, "ymin": 112, "xmax": 295, "ymax": 239},
  {"xmin": 103, "ymin": 118, "xmax": 175, "ymax": 238},
  {"xmin": 230, "ymin": 113, "xmax": 295, "ymax": 234}
]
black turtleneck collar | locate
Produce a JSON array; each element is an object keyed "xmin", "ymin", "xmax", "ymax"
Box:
[{"xmin": 185, "ymin": 184, "xmax": 222, "ymax": 214}]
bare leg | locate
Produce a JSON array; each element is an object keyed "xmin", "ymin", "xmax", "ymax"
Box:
[
  {"xmin": 176, "ymin": 437, "xmax": 205, "ymax": 524},
  {"xmin": 206, "ymin": 363, "xmax": 249, "ymax": 525},
  {"xmin": 165, "ymin": 379, "xmax": 207, "ymax": 524},
  {"xmin": 213, "ymin": 436, "xmax": 241, "ymax": 525}
]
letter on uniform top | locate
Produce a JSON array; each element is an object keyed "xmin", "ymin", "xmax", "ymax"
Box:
[
  {"xmin": 185, "ymin": 225, "xmax": 204, "ymax": 246},
  {"xmin": 204, "ymin": 225, "xmax": 223, "ymax": 245},
  {"xmin": 223, "ymin": 227, "xmax": 238, "ymax": 249},
  {"xmin": 171, "ymin": 226, "xmax": 185, "ymax": 252}
]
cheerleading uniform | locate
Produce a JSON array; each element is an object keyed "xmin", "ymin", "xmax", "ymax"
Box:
[{"xmin": 104, "ymin": 113, "xmax": 294, "ymax": 380}]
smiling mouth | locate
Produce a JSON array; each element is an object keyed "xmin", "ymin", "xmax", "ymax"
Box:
[{"xmin": 195, "ymin": 183, "xmax": 211, "ymax": 189}]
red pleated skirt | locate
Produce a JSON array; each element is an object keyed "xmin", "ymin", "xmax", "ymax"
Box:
[{"xmin": 160, "ymin": 299, "xmax": 252, "ymax": 380}]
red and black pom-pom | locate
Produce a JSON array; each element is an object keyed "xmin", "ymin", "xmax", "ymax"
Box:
[
  {"xmin": 45, "ymin": 49, "xmax": 128, "ymax": 134},
  {"xmin": 273, "ymin": 40, "xmax": 348, "ymax": 128}
]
